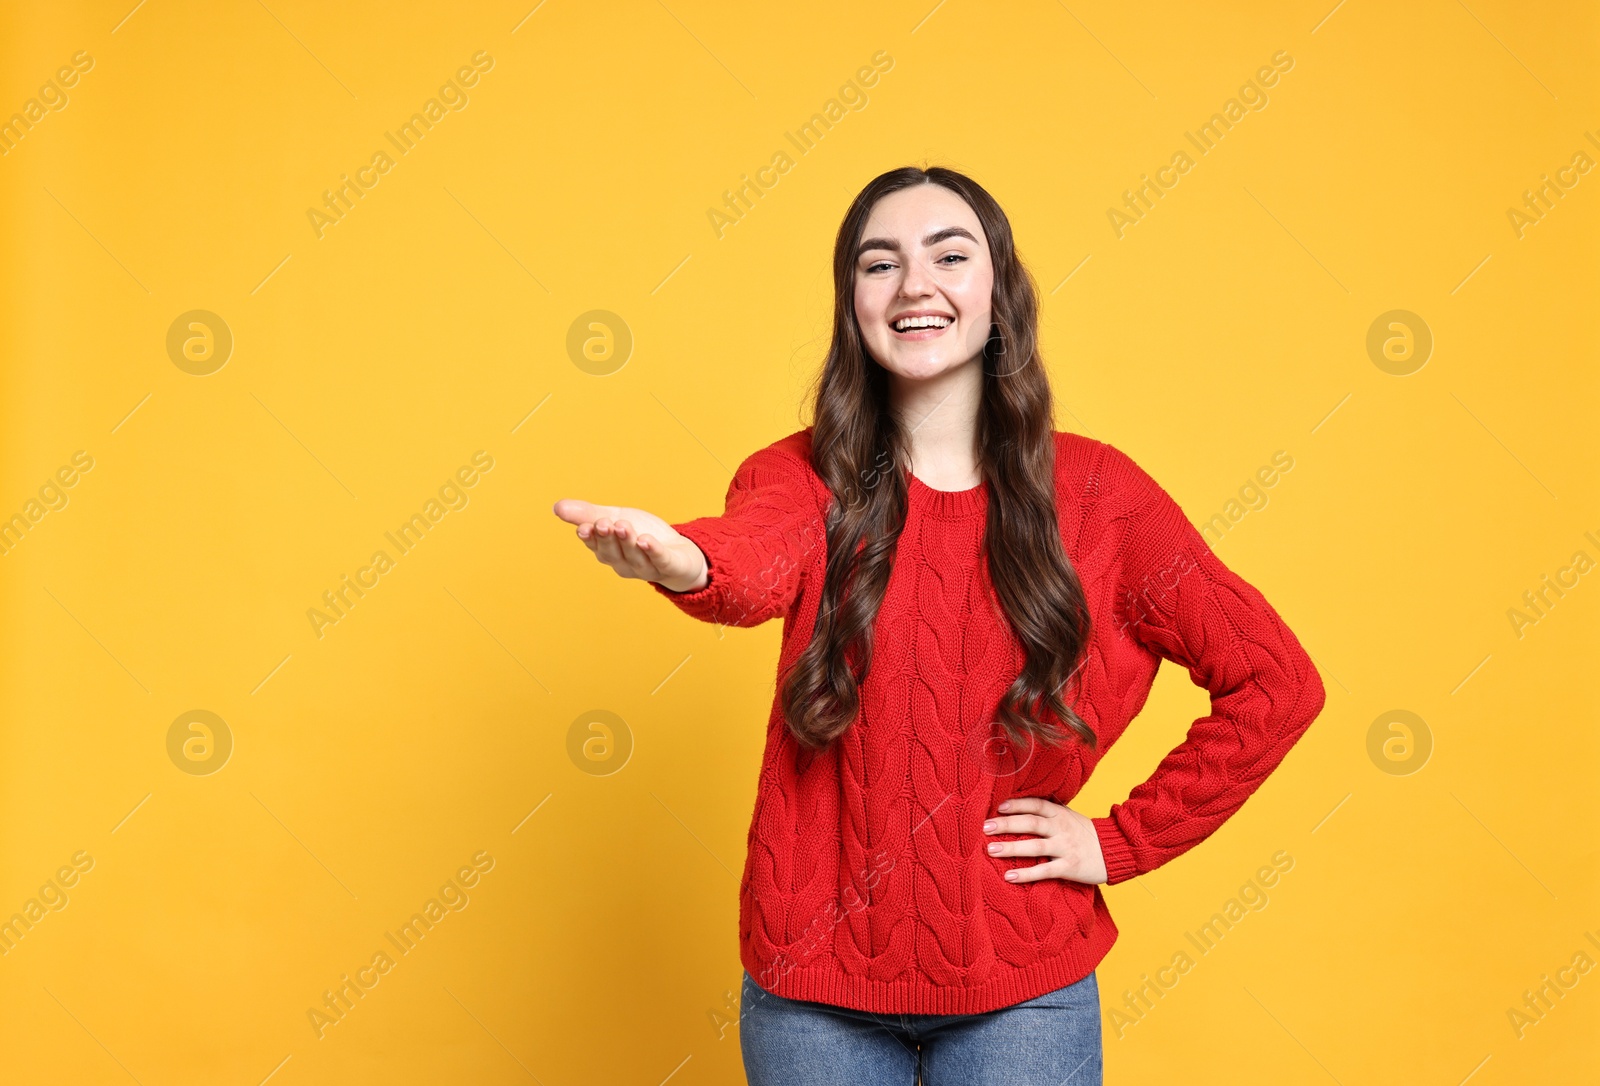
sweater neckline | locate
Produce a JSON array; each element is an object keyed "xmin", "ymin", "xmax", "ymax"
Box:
[{"xmin": 907, "ymin": 469, "xmax": 988, "ymax": 516}]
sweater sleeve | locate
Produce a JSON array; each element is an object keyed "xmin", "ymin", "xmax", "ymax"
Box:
[
  {"xmin": 649, "ymin": 443, "xmax": 826, "ymax": 628},
  {"xmin": 1089, "ymin": 443, "xmax": 1326, "ymax": 886}
]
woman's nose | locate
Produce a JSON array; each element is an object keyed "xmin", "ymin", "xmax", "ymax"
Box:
[{"xmin": 899, "ymin": 262, "xmax": 933, "ymax": 296}]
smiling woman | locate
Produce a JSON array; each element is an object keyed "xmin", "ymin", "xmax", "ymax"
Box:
[{"xmin": 554, "ymin": 164, "xmax": 1325, "ymax": 1085}]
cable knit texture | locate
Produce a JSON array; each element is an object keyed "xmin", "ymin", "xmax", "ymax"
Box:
[{"xmin": 651, "ymin": 428, "xmax": 1326, "ymax": 1014}]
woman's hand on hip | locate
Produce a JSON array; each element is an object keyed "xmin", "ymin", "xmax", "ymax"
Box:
[
  {"xmin": 982, "ymin": 797, "xmax": 1109, "ymax": 885},
  {"xmin": 551, "ymin": 499, "xmax": 709, "ymax": 593}
]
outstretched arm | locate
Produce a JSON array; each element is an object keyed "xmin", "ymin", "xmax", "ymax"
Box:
[{"xmin": 553, "ymin": 443, "xmax": 825, "ymax": 628}]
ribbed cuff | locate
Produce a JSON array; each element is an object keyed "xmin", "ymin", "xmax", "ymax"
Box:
[{"xmin": 1092, "ymin": 815, "xmax": 1140, "ymax": 885}]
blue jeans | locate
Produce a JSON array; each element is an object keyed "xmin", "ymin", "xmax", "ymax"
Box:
[{"xmin": 739, "ymin": 968, "xmax": 1103, "ymax": 1085}]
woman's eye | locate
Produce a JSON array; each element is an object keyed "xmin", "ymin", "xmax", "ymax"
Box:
[{"xmin": 864, "ymin": 254, "xmax": 964, "ymax": 272}]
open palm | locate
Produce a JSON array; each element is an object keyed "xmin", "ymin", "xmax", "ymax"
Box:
[{"xmin": 551, "ymin": 499, "xmax": 708, "ymax": 593}]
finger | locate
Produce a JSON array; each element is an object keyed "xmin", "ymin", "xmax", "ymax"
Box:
[
  {"xmin": 1004, "ymin": 858, "xmax": 1064, "ymax": 884},
  {"xmin": 634, "ymin": 531, "xmax": 683, "ymax": 568},
  {"xmin": 591, "ymin": 519, "xmax": 625, "ymax": 567},
  {"xmin": 986, "ymin": 837, "xmax": 1057, "ymax": 859},
  {"xmin": 633, "ymin": 533, "xmax": 683, "ymax": 582},
  {"xmin": 984, "ymin": 813, "xmax": 1052, "ymax": 837},
  {"xmin": 997, "ymin": 797, "xmax": 1056, "ymax": 816},
  {"xmin": 616, "ymin": 521, "xmax": 666, "ymax": 565},
  {"xmin": 612, "ymin": 520, "xmax": 662, "ymax": 578},
  {"xmin": 595, "ymin": 540, "xmax": 628, "ymax": 571}
]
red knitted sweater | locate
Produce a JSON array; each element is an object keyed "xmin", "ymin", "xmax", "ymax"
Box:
[{"xmin": 652, "ymin": 428, "xmax": 1325, "ymax": 1015}]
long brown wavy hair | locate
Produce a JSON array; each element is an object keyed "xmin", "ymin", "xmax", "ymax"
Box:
[{"xmin": 778, "ymin": 165, "xmax": 1095, "ymax": 757}]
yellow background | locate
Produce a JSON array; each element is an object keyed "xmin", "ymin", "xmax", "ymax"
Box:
[{"xmin": 2, "ymin": 0, "xmax": 1596, "ymax": 1082}]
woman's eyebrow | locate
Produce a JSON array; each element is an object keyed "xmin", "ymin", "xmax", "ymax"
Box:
[{"xmin": 856, "ymin": 226, "xmax": 978, "ymax": 258}]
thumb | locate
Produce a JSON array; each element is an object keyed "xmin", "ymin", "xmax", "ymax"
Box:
[
  {"xmin": 636, "ymin": 531, "xmax": 706, "ymax": 589},
  {"xmin": 551, "ymin": 498, "xmax": 615, "ymax": 525}
]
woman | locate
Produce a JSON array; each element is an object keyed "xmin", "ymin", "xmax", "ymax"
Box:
[{"xmin": 552, "ymin": 165, "xmax": 1326, "ymax": 1084}]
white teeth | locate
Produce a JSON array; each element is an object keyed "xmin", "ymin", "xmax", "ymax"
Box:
[{"xmin": 894, "ymin": 315, "xmax": 952, "ymax": 331}]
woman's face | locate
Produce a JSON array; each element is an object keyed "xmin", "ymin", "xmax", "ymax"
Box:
[{"xmin": 853, "ymin": 183, "xmax": 995, "ymax": 382}]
